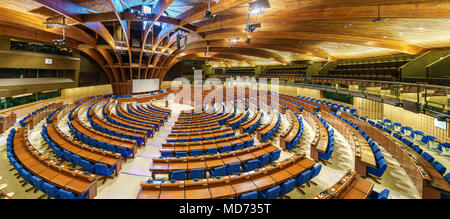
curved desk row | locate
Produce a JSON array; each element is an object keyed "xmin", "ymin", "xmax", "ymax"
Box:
[
  {"xmin": 312, "ymin": 169, "xmax": 373, "ymax": 199},
  {"xmin": 166, "ymin": 127, "xmax": 235, "ymax": 143},
  {"xmin": 139, "ymin": 155, "xmax": 316, "ymax": 199},
  {"xmin": 150, "ymin": 142, "xmax": 279, "ymax": 177},
  {"xmin": 161, "ymin": 133, "xmax": 254, "ymax": 155}
]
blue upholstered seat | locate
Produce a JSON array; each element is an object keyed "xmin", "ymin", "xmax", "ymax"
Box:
[
  {"xmin": 188, "ymin": 168, "xmax": 205, "ymax": 180},
  {"xmin": 280, "ymin": 179, "xmax": 296, "ymax": 196},
  {"xmin": 259, "ymin": 154, "xmax": 270, "ymax": 167},
  {"xmin": 170, "ymin": 170, "xmax": 186, "ymax": 180},
  {"xmin": 205, "ymin": 148, "xmax": 218, "ymax": 155},
  {"xmin": 42, "ymin": 182, "xmax": 59, "ymax": 198},
  {"xmin": 190, "ymin": 149, "xmax": 202, "ymax": 157},
  {"xmin": 227, "ymin": 163, "xmax": 241, "ymax": 175},
  {"xmin": 260, "ymin": 185, "xmax": 281, "ymax": 199},
  {"xmin": 240, "ymin": 191, "xmax": 258, "ymax": 199},
  {"xmin": 270, "ymin": 150, "xmax": 281, "ymax": 162},
  {"xmin": 93, "ymin": 163, "xmax": 115, "ymax": 176},
  {"xmin": 175, "ymin": 151, "xmax": 188, "ymax": 158},
  {"xmin": 161, "ymin": 150, "xmax": 173, "ymax": 157},
  {"xmin": 209, "ymin": 165, "xmax": 227, "ymax": 177},
  {"xmin": 242, "ymin": 160, "xmax": 260, "ymax": 172}
]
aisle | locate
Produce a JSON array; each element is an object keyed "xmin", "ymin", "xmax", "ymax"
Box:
[{"xmin": 95, "ymin": 99, "xmax": 193, "ymax": 199}]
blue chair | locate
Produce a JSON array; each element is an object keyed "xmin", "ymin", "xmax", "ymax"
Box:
[
  {"xmin": 188, "ymin": 168, "xmax": 205, "ymax": 180},
  {"xmin": 242, "ymin": 160, "xmax": 259, "ymax": 172},
  {"xmin": 367, "ymin": 159, "xmax": 387, "ymax": 178},
  {"xmin": 190, "ymin": 149, "xmax": 203, "ymax": 157},
  {"xmin": 161, "ymin": 151, "xmax": 173, "ymax": 157},
  {"xmin": 369, "ymin": 189, "xmax": 390, "ymax": 199},
  {"xmin": 260, "ymin": 185, "xmax": 281, "ymax": 199},
  {"xmin": 240, "ymin": 191, "xmax": 258, "ymax": 199},
  {"xmin": 57, "ymin": 189, "xmax": 76, "ymax": 199},
  {"xmin": 205, "ymin": 148, "xmax": 218, "ymax": 155},
  {"xmin": 175, "ymin": 151, "xmax": 188, "ymax": 158},
  {"xmin": 234, "ymin": 142, "xmax": 245, "ymax": 150},
  {"xmin": 42, "ymin": 182, "xmax": 59, "ymax": 198},
  {"xmin": 259, "ymin": 154, "xmax": 270, "ymax": 167},
  {"xmin": 30, "ymin": 176, "xmax": 45, "ymax": 198},
  {"xmin": 431, "ymin": 161, "xmax": 447, "ymax": 175},
  {"xmin": 62, "ymin": 150, "xmax": 73, "ymax": 162},
  {"xmin": 227, "ymin": 163, "xmax": 241, "ymax": 175},
  {"xmin": 209, "ymin": 166, "xmax": 227, "ymax": 177},
  {"xmin": 117, "ymin": 147, "xmax": 132, "ymax": 158},
  {"xmin": 220, "ymin": 145, "xmax": 232, "ymax": 153},
  {"xmin": 444, "ymin": 173, "xmax": 450, "ymax": 184},
  {"xmin": 106, "ymin": 144, "xmax": 117, "ymax": 153},
  {"xmin": 79, "ymin": 160, "xmax": 94, "ymax": 173},
  {"xmin": 421, "ymin": 152, "xmax": 434, "ymax": 163},
  {"xmin": 295, "ymin": 170, "xmax": 312, "ymax": 194},
  {"xmin": 93, "ymin": 163, "xmax": 115, "ymax": 177},
  {"xmin": 170, "ymin": 170, "xmax": 187, "ymax": 180},
  {"xmin": 270, "ymin": 150, "xmax": 281, "ymax": 162},
  {"xmin": 310, "ymin": 164, "xmax": 322, "ymax": 179},
  {"xmin": 280, "ymin": 179, "xmax": 296, "ymax": 198}
]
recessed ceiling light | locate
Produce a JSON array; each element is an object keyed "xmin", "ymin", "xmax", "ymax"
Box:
[
  {"xmin": 417, "ymin": 27, "xmax": 424, "ymax": 31},
  {"xmin": 383, "ymin": 36, "xmax": 388, "ymax": 38}
]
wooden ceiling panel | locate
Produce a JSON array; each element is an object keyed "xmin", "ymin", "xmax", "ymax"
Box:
[{"xmin": 1, "ymin": 0, "xmax": 450, "ymax": 73}]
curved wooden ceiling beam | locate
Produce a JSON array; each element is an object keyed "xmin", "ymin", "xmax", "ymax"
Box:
[
  {"xmin": 0, "ymin": 23, "xmax": 79, "ymax": 49},
  {"xmin": 151, "ymin": 0, "xmax": 252, "ymax": 74},
  {"xmin": 175, "ymin": 47, "xmax": 287, "ymax": 64},
  {"xmin": 170, "ymin": 39, "xmax": 333, "ymax": 61},
  {"xmin": 195, "ymin": 3, "xmax": 450, "ymax": 33},
  {"xmin": 0, "ymin": 8, "xmax": 96, "ymax": 47},
  {"xmin": 109, "ymin": 0, "xmax": 133, "ymax": 80},
  {"xmin": 79, "ymin": 48, "xmax": 115, "ymax": 83},
  {"xmin": 210, "ymin": 53, "xmax": 255, "ymax": 66},
  {"xmin": 139, "ymin": 0, "xmax": 175, "ymax": 79},
  {"xmin": 178, "ymin": 0, "xmax": 252, "ymax": 27},
  {"xmin": 35, "ymin": 0, "xmax": 125, "ymax": 81},
  {"xmin": 200, "ymin": 31, "xmax": 425, "ymax": 54}
]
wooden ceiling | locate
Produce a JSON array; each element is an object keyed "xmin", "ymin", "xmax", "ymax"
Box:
[{"xmin": 0, "ymin": 0, "xmax": 449, "ymax": 81}]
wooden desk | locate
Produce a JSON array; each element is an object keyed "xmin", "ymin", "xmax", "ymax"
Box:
[{"xmin": 312, "ymin": 169, "xmax": 373, "ymax": 199}]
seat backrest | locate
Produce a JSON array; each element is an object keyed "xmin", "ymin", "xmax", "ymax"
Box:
[
  {"xmin": 259, "ymin": 154, "xmax": 270, "ymax": 166},
  {"xmin": 189, "ymin": 168, "xmax": 205, "ymax": 180},
  {"xmin": 57, "ymin": 189, "xmax": 75, "ymax": 199},
  {"xmin": 170, "ymin": 170, "xmax": 186, "ymax": 180},
  {"xmin": 240, "ymin": 191, "xmax": 258, "ymax": 199},
  {"xmin": 175, "ymin": 151, "xmax": 188, "ymax": 157},
  {"xmin": 264, "ymin": 185, "xmax": 281, "ymax": 199},
  {"xmin": 206, "ymin": 148, "xmax": 218, "ymax": 155},
  {"xmin": 190, "ymin": 149, "xmax": 202, "ymax": 156},
  {"xmin": 444, "ymin": 173, "xmax": 450, "ymax": 184},
  {"xmin": 270, "ymin": 149, "xmax": 281, "ymax": 162},
  {"xmin": 378, "ymin": 189, "xmax": 390, "ymax": 199},
  {"xmin": 213, "ymin": 166, "xmax": 227, "ymax": 177}
]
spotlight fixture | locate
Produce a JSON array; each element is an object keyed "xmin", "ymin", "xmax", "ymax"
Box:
[
  {"xmin": 45, "ymin": 17, "xmax": 68, "ymax": 47},
  {"xmin": 248, "ymin": 0, "xmax": 271, "ymax": 16},
  {"xmin": 372, "ymin": 2, "xmax": 390, "ymax": 23},
  {"xmin": 204, "ymin": 0, "xmax": 218, "ymax": 20},
  {"xmin": 246, "ymin": 23, "xmax": 260, "ymax": 33},
  {"xmin": 227, "ymin": 38, "xmax": 239, "ymax": 43},
  {"xmin": 43, "ymin": 22, "xmax": 68, "ymax": 28}
]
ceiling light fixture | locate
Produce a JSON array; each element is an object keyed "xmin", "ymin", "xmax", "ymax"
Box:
[
  {"xmin": 228, "ymin": 38, "xmax": 239, "ymax": 43},
  {"xmin": 205, "ymin": 0, "xmax": 218, "ymax": 20},
  {"xmin": 248, "ymin": 0, "xmax": 271, "ymax": 16}
]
